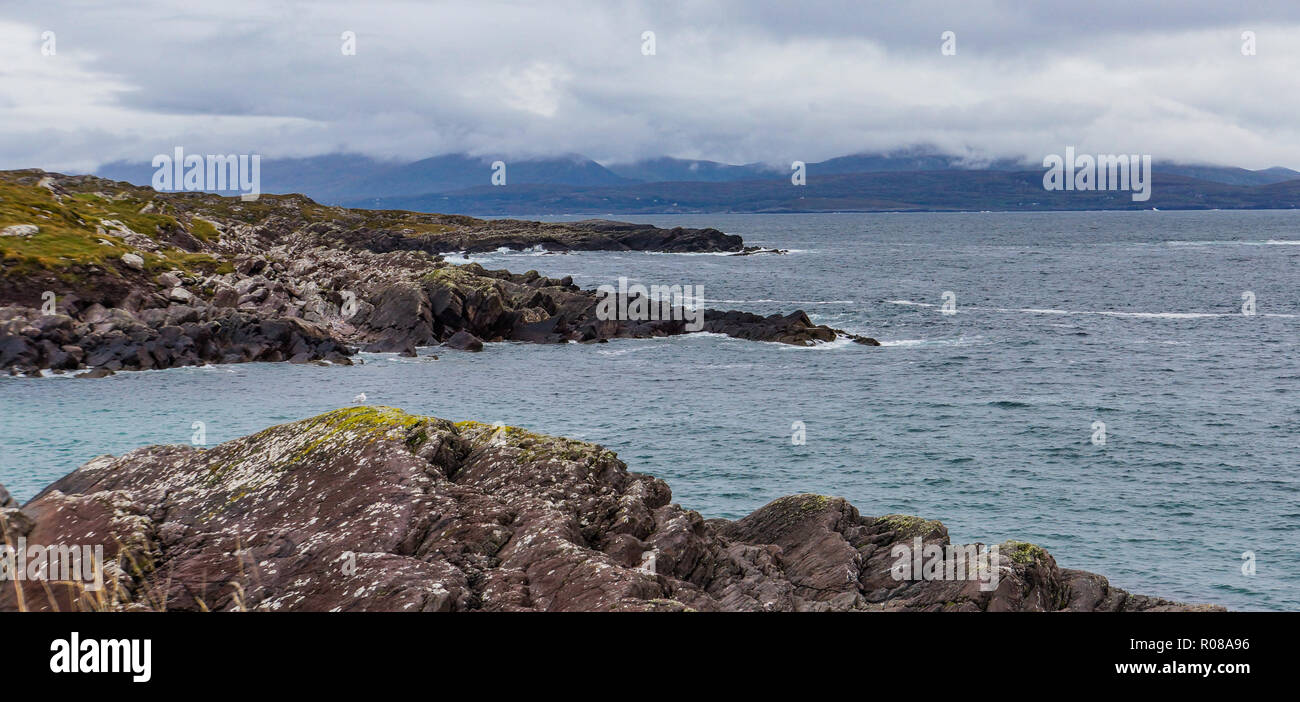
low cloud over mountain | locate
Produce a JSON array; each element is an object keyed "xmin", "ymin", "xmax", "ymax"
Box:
[{"xmin": 6, "ymin": 1, "xmax": 1300, "ymax": 173}]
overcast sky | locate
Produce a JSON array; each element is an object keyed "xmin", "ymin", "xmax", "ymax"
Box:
[{"xmin": 4, "ymin": 0, "xmax": 1300, "ymax": 172}]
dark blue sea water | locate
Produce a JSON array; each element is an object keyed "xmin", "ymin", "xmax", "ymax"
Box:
[{"xmin": 2, "ymin": 210, "xmax": 1297, "ymax": 610}]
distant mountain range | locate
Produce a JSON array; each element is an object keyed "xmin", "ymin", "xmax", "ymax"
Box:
[{"xmin": 94, "ymin": 148, "xmax": 1300, "ymax": 215}]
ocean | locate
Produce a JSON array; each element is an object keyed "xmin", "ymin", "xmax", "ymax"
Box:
[{"xmin": 2, "ymin": 210, "xmax": 1296, "ymax": 611}]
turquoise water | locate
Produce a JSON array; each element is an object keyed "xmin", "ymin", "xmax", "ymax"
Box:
[{"xmin": 2, "ymin": 210, "xmax": 1297, "ymax": 610}]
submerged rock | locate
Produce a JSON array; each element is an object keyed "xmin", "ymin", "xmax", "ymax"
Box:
[
  {"xmin": 443, "ymin": 329, "xmax": 484, "ymax": 351},
  {"xmin": 703, "ymin": 310, "xmax": 841, "ymax": 346},
  {"xmin": 74, "ymin": 367, "xmax": 115, "ymax": 379},
  {"xmin": 0, "ymin": 408, "xmax": 1222, "ymax": 612}
]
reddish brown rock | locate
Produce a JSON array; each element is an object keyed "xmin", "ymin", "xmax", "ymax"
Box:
[{"xmin": 0, "ymin": 407, "xmax": 1217, "ymax": 612}]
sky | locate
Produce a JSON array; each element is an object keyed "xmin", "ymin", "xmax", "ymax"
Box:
[{"xmin": 3, "ymin": 0, "xmax": 1300, "ymax": 172}]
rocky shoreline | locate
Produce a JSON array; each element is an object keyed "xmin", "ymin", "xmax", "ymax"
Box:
[
  {"xmin": 0, "ymin": 170, "xmax": 875, "ymax": 377},
  {"xmin": 0, "ymin": 407, "xmax": 1221, "ymax": 612}
]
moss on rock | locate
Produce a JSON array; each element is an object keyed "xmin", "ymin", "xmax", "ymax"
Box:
[
  {"xmin": 875, "ymin": 514, "xmax": 944, "ymax": 538},
  {"xmin": 1001, "ymin": 540, "xmax": 1049, "ymax": 565}
]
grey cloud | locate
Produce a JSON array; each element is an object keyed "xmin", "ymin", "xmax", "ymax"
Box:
[{"xmin": 3, "ymin": 0, "xmax": 1300, "ymax": 171}]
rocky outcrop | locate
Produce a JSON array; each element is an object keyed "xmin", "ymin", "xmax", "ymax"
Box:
[
  {"xmin": 0, "ymin": 170, "xmax": 875, "ymax": 375},
  {"xmin": 389, "ymin": 217, "xmax": 752, "ymax": 254},
  {"xmin": 0, "ymin": 408, "xmax": 1220, "ymax": 612},
  {"xmin": 704, "ymin": 310, "xmax": 881, "ymax": 346},
  {"xmin": 0, "ymin": 306, "xmax": 353, "ymax": 374},
  {"xmin": 350, "ymin": 262, "xmax": 869, "ymax": 350}
]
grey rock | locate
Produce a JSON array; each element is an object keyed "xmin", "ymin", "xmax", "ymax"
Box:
[
  {"xmin": 443, "ymin": 329, "xmax": 483, "ymax": 352},
  {"xmin": 211, "ymin": 286, "xmax": 240, "ymax": 308},
  {"xmin": 0, "ymin": 224, "xmax": 39, "ymax": 237}
]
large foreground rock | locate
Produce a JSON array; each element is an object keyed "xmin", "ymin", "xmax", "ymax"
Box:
[{"xmin": 0, "ymin": 408, "xmax": 1218, "ymax": 612}]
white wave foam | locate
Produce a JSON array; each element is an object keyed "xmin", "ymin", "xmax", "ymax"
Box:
[
  {"xmin": 640, "ymin": 250, "xmax": 740, "ymax": 257},
  {"xmin": 1091, "ymin": 311, "xmax": 1224, "ymax": 319},
  {"xmin": 885, "ymin": 300, "xmax": 1297, "ymax": 319},
  {"xmin": 442, "ymin": 245, "xmax": 553, "ymax": 265},
  {"xmin": 705, "ymin": 299, "xmax": 854, "ymax": 305},
  {"xmin": 1165, "ymin": 239, "xmax": 1300, "ymax": 247},
  {"xmin": 440, "ymin": 252, "xmax": 475, "ymax": 265},
  {"xmin": 493, "ymin": 245, "xmax": 551, "ymax": 255},
  {"xmin": 878, "ymin": 336, "xmax": 984, "ymax": 348},
  {"xmin": 780, "ymin": 335, "xmax": 857, "ymax": 350},
  {"xmin": 596, "ymin": 346, "xmax": 654, "ymax": 356}
]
